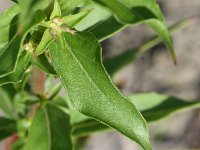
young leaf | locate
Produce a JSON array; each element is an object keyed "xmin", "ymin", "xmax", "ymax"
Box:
[
  {"xmin": 49, "ymin": 32, "xmax": 151, "ymax": 150},
  {"xmin": 34, "ymin": 29, "xmax": 53, "ymax": 56},
  {"xmin": 50, "ymin": 0, "xmax": 62, "ymax": 19},
  {"xmin": 24, "ymin": 103, "xmax": 72, "ymax": 150},
  {"xmin": 62, "ymin": 10, "xmax": 91, "ymax": 27},
  {"xmin": 0, "ymin": 117, "xmax": 17, "ymax": 141}
]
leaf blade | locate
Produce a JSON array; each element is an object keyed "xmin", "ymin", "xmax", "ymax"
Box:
[
  {"xmin": 24, "ymin": 103, "xmax": 72, "ymax": 150},
  {"xmin": 49, "ymin": 32, "xmax": 151, "ymax": 150}
]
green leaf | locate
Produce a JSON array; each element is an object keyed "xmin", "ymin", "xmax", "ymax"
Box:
[
  {"xmin": 0, "ymin": 5, "xmax": 20, "ymax": 55},
  {"xmin": 50, "ymin": 0, "xmax": 62, "ymax": 19},
  {"xmin": 10, "ymin": 139, "xmax": 26, "ymax": 150},
  {"xmin": 104, "ymin": 48, "xmax": 140, "ymax": 75},
  {"xmin": 74, "ymin": 2, "xmax": 112, "ymax": 31},
  {"xmin": 62, "ymin": 10, "xmax": 91, "ymax": 27},
  {"xmin": 0, "ymin": 117, "xmax": 17, "ymax": 141},
  {"xmin": 49, "ymin": 32, "xmax": 151, "ymax": 150},
  {"xmin": 0, "ymin": 51, "xmax": 31, "ymax": 86},
  {"xmin": 92, "ymin": 0, "xmax": 176, "ymax": 63},
  {"xmin": 93, "ymin": 0, "xmax": 164, "ymax": 22},
  {"xmin": 34, "ymin": 29, "xmax": 53, "ymax": 56},
  {"xmin": 24, "ymin": 103, "xmax": 72, "ymax": 150},
  {"xmin": 104, "ymin": 18, "xmax": 193, "ymax": 75},
  {"xmin": 0, "ymin": 11, "xmax": 46, "ymax": 77},
  {"xmin": 58, "ymin": 0, "xmax": 86, "ymax": 16},
  {"xmin": 93, "ymin": 0, "xmax": 157, "ymax": 24},
  {"xmin": 0, "ymin": 87, "xmax": 15, "ymax": 118},
  {"xmin": 132, "ymin": 93, "xmax": 200, "ymax": 122},
  {"xmin": 73, "ymin": 119, "xmax": 110, "ymax": 137},
  {"xmin": 32, "ymin": 54, "xmax": 56, "ymax": 75},
  {"xmin": 19, "ymin": 0, "xmax": 50, "ymax": 19},
  {"xmin": 88, "ymin": 16, "xmax": 124, "ymax": 42},
  {"xmin": 72, "ymin": 93, "xmax": 200, "ymax": 137},
  {"xmin": 147, "ymin": 20, "xmax": 176, "ymax": 64}
]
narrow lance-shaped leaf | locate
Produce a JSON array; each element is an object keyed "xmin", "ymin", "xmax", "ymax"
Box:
[
  {"xmin": 49, "ymin": 32, "xmax": 151, "ymax": 150},
  {"xmin": 24, "ymin": 103, "xmax": 72, "ymax": 150},
  {"xmin": 74, "ymin": 2, "xmax": 112, "ymax": 31},
  {"xmin": 93, "ymin": 0, "xmax": 176, "ymax": 63},
  {"xmin": 104, "ymin": 17, "xmax": 193, "ymax": 75},
  {"xmin": 132, "ymin": 93, "xmax": 200, "ymax": 122},
  {"xmin": 72, "ymin": 92, "xmax": 200, "ymax": 137},
  {"xmin": 35, "ymin": 10, "xmax": 92, "ymax": 56},
  {"xmin": 50, "ymin": 0, "xmax": 62, "ymax": 19},
  {"xmin": 62, "ymin": 10, "xmax": 91, "ymax": 27},
  {"xmin": 34, "ymin": 29, "xmax": 53, "ymax": 56}
]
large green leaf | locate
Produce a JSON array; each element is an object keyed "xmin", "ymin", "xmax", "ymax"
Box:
[
  {"xmin": 0, "ymin": 11, "xmax": 46, "ymax": 77},
  {"xmin": 24, "ymin": 103, "xmax": 72, "ymax": 150},
  {"xmin": 49, "ymin": 32, "xmax": 151, "ymax": 150},
  {"xmin": 72, "ymin": 93, "xmax": 200, "ymax": 137},
  {"xmin": 0, "ymin": 117, "xmax": 17, "ymax": 141},
  {"xmin": 0, "ymin": 5, "xmax": 20, "ymax": 55}
]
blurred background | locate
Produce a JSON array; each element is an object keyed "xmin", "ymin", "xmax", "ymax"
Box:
[{"xmin": 1, "ymin": 0, "xmax": 200, "ymax": 150}]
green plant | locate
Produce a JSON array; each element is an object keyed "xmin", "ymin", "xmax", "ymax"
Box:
[{"xmin": 0, "ymin": 0, "xmax": 198, "ymax": 150}]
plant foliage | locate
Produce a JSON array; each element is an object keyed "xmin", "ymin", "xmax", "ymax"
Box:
[{"xmin": 0, "ymin": 0, "xmax": 197, "ymax": 150}]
